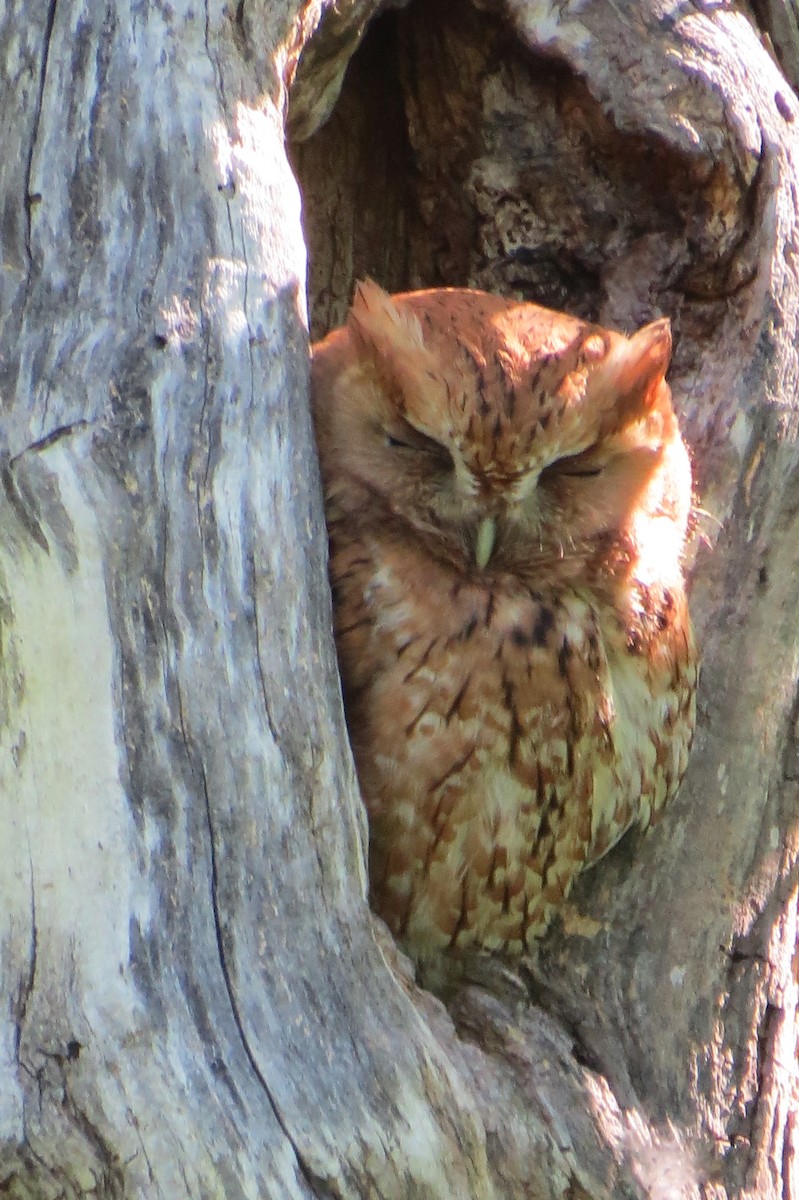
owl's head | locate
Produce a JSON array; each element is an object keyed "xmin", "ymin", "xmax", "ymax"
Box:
[{"xmin": 311, "ymin": 280, "xmax": 691, "ymax": 585}]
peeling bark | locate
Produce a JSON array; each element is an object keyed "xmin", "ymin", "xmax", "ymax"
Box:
[{"xmin": 1, "ymin": 1, "xmax": 798, "ymax": 1198}]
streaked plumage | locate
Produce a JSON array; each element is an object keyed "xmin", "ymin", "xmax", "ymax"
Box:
[{"xmin": 312, "ymin": 280, "xmax": 697, "ymax": 961}]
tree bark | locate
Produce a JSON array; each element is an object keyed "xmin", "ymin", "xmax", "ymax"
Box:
[{"xmin": 2, "ymin": 1, "xmax": 798, "ymax": 1198}]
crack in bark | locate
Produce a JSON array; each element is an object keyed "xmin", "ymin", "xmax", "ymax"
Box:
[
  {"xmin": 195, "ymin": 738, "xmax": 331, "ymax": 1198},
  {"xmin": 61, "ymin": 1084, "xmax": 126, "ymax": 1197},
  {"xmin": 164, "ymin": 411, "xmax": 323, "ymax": 1198},
  {"xmin": 13, "ymin": 846, "xmax": 38, "ymax": 1065},
  {"xmin": 23, "ymin": 0, "xmax": 58, "ymax": 274},
  {"xmin": 204, "ymin": 0, "xmax": 232, "ymax": 128},
  {"xmin": 199, "ymin": 294, "xmax": 215, "ymax": 499},
  {"xmin": 9, "ymin": 420, "xmax": 93, "ymax": 466}
]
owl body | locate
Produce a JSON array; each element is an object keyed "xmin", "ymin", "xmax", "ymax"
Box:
[{"xmin": 312, "ymin": 282, "xmax": 696, "ymax": 960}]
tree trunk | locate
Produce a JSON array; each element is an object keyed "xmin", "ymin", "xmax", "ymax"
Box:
[{"xmin": 1, "ymin": 1, "xmax": 797, "ymax": 1198}]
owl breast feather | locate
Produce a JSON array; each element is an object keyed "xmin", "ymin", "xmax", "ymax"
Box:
[{"xmin": 332, "ymin": 532, "xmax": 696, "ymax": 960}]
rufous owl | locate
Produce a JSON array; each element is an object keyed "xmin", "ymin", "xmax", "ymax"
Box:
[{"xmin": 312, "ymin": 280, "xmax": 697, "ymax": 963}]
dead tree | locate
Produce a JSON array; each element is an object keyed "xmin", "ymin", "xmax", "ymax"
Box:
[{"xmin": 1, "ymin": 0, "xmax": 798, "ymax": 1196}]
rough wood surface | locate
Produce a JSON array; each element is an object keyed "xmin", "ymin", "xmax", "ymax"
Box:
[{"xmin": 1, "ymin": 0, "xmax": 798, "ymax": 1197}]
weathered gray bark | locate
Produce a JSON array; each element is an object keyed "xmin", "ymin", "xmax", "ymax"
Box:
[{"xmin": 1, "ymin": 1, "xmax": 797, "ymax": 1198}]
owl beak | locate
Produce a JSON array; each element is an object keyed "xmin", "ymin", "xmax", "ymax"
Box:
[{"xmin": 475, "ymin": 516, "xmax": 497, "ymax": 569}]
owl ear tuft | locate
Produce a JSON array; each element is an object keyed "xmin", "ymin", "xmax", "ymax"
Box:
[
  {"xmin": 604, "ymin": 318, "xmax": 672, "ymax": 418},
  {"xmin": 611, "ymin": 316, "xmax": 667, "ymax": 405},
  {"xmin": 347, "ymin": 279, "xmax": 446, "ymax": 420},
  {"xmin": 627, "ymin": 317, "xmax": 672, "ymax": 390},
  {"xmin": 348, "ymin": 278, "xmax": 426, "ymax": 361}
]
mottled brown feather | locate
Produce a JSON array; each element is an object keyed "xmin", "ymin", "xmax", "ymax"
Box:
[{"xmin": 312, "ymin": 281, "xmax": 697, "ymax": 962}]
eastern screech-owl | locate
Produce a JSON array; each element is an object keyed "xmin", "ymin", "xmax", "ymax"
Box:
[{"xmin": 312, "ymin": 280, "xmax": 697, "ymax": 962}]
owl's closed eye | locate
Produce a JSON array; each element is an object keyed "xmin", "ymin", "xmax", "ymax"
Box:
[{"xmin": 312, "ymin": 280, "xmax": 697, "ymax": 963}]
